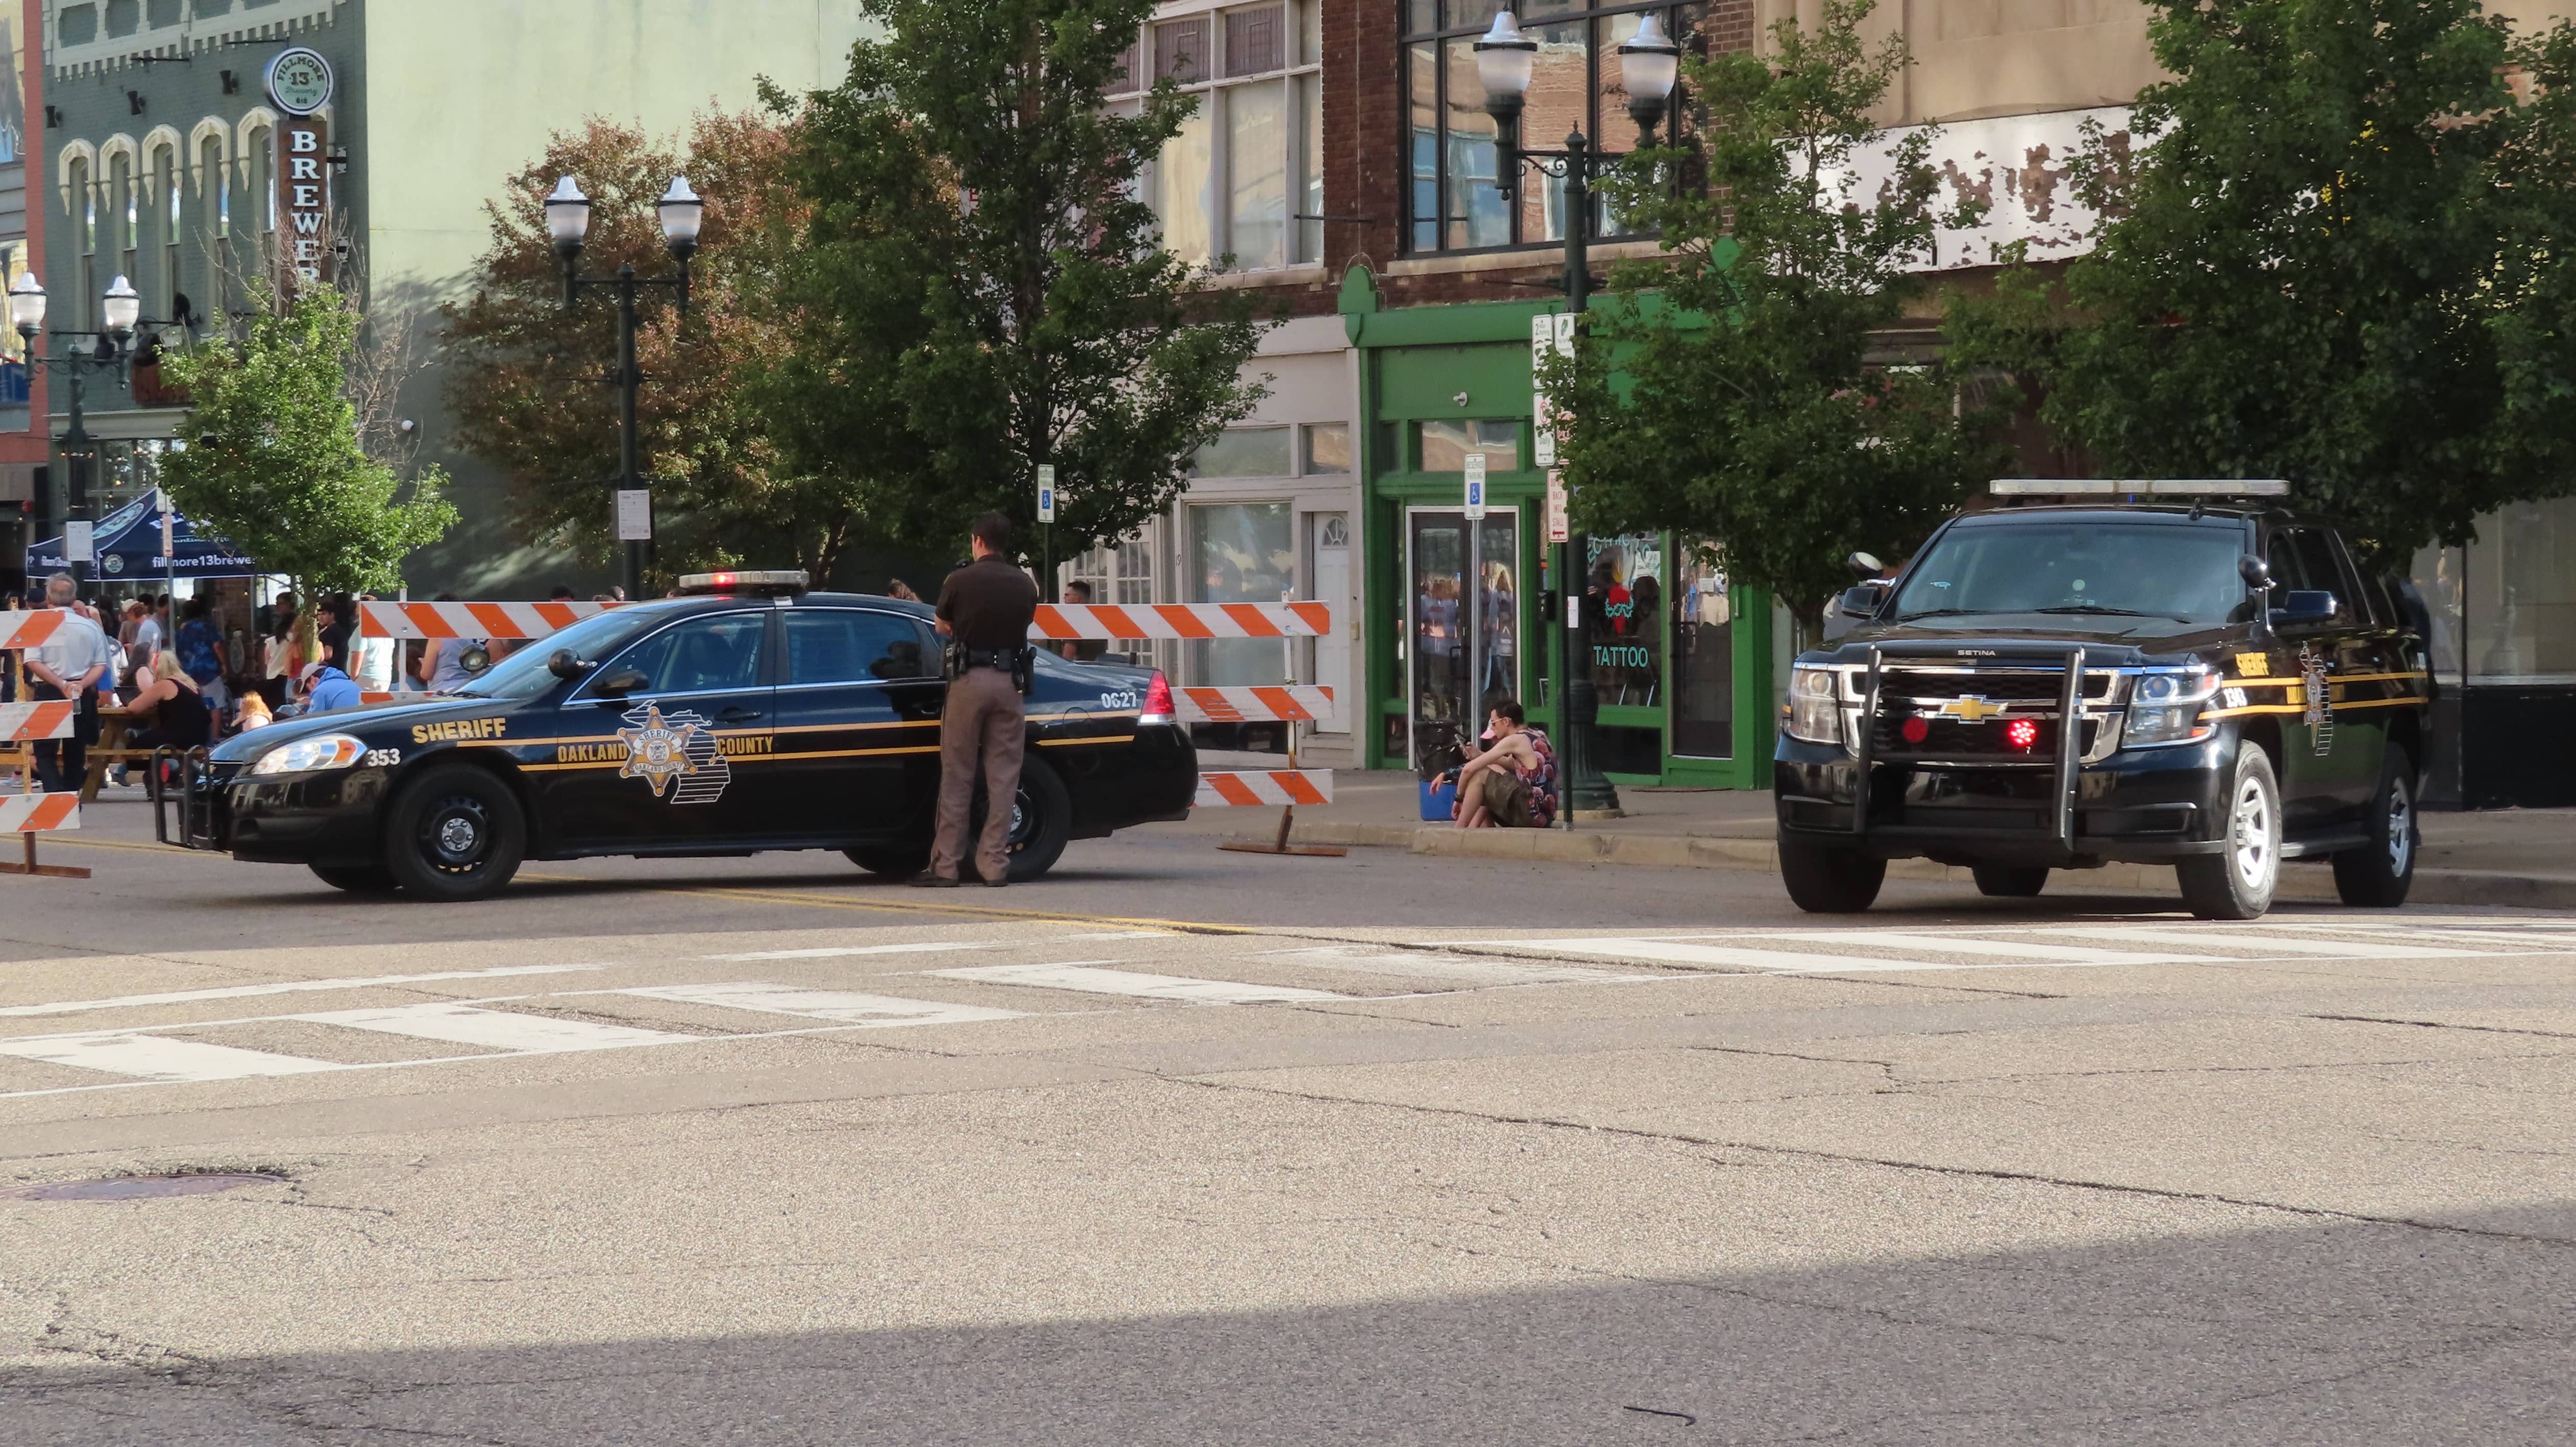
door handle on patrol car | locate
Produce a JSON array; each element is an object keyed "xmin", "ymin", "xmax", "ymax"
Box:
[{"xmin": 717, "ymin": 706, "xmax": 764, "ymax": 724}]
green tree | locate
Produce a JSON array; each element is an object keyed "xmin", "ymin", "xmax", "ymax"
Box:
[
  {"xmin": 1959, "ymin": 0, "xmax": 2576, "ymax": 566},
  {"xmin": 160, "ymin": 284, "xmax": 458, "ymax": 597},
  {"xmin": 1551, "ymin": 0, "xmax": 2009, "ymax": 626},
  {"xmin": 758, "ymin": 0, "xmax": 1265, "ymax": 562},
  {"xmin": 442, "ymin": 114, "xmax": 841, "ymax": 580}
]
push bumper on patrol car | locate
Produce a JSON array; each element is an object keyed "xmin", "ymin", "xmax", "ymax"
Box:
[{"xmin": 156, "ymin": 753, "xmax": 395, "ymax": 864}]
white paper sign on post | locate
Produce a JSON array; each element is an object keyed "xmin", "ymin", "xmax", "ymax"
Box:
[
  {"xmin": 1546, "ymin": 469, "xmax": 1570, "ymax": 543},
  {"xmin": 614, "ymin": 489, "xmax": 654, "ymax": 542},
  {"xmin": 1463, "ymin": 453, "xmax": 1487, "ymax": 521},
  {"xmin": 64, "ymin": 521, "xmax": 93, "ymax": 563},
  {"xmin": 1533, "ymin": 392, "xmax": 1556, "ymax": 467},
  {"xmin": 1553, "ymin": 312, "xmax": 1576, "ymax": 355},
  {"xmin": 1036, "ymin": 463, "xmax": 1056, "ymax": 524}
]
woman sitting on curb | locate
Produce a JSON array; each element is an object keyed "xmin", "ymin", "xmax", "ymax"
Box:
[{"xmin": 1453, "ymin": 698, "xmax": 1558, "ymax": 829}]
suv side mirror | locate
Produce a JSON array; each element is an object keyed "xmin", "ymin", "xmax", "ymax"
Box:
[
  {"xmin": 1837, "ymin": 581, "xmax": 1888, "ymax": 619},
  {"xmin": 546, "ymin": 648, "xmax": 594, "ymax": 681},
  {"xmin": 592, "ymin": 666, "xmax": 649, "ymax": 698},
  {"xmin": 2272, "ymin": 590, "xmax": 2336, "ymax": 626},
  {"xmin": 2238, "ymin": 555, "xmax": 2273, "ymax": 590}
]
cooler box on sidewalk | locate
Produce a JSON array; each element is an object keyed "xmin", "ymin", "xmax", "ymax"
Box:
[{"xmin": 1418, "ymin": 777, "xmax": 1456, "ymax": 821}]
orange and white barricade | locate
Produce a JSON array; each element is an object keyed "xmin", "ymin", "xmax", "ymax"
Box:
[
  {"xmin": 0, "ymin": 791, "xmax": 85, "ymax": 879},
  {"xmin": 359, "ymin": 600, "xmax": 615, "ymax": 641},
  {"xmin": 1031, "ymin": 601, "xmax": 1331, "ymax": 642},
  {"xmin": 0, "ymin": 611, "xmax": 68, "ymax": 652},
  {"xmin": 1195, "ymin": 769, "xmax": 1334, "ymax": 808},
  {"xmin": 0, "ymin": 702, "xmax": 77, "ymax": 742},
  {"xmin": 1173, "ymin": 685, "xmax": 1334, "ymax": 726}
]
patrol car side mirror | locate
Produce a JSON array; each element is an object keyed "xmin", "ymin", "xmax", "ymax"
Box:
[
  {"xmin": 546, "ymin": 649, "xmax": 594, "ymax": 682},
  {"xmin": 2238, "ymin": 555, "xmax": 2273, "ymax": 591},
  {"xmin": 2273, "ymin": 590, "xmax": 2336, "ymax": 625},
  {"xmin": 594, "ymin": 666, "xmax": 650, "ymax": 697},
  {"xmin": 1846, "ymin": 551, "xmax": 1884, "ymax": 579}
]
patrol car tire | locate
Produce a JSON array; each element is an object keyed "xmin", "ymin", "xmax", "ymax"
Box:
[
  {"xmin": 381, "ymin": 764, "xmax": 526, "ymax": 903},
  {"xmin": 1778, "ymin": 837, "xmax": 1885, "ymax": 913},
  {"xmin": 2178, "ymin": 746, "xmax": 2280, "ymax": 920},
  {"xmin": 1971, "ymin": 864, "xmax": 2050, "ymax": 898},
  {"xmin": 309, "ymin": 861, "xmax": 400, "ymax": 894},
  {"xmin": 2331, "ymin": 746, "xmax": 2417, "ymax": 909},
  {"xmin": 993, "ymin": 757, "xmax": 1073, "ymax": 883},
  {"xmin": 845, "ymin": 843, "xmax": 932, "ymax": 879}
]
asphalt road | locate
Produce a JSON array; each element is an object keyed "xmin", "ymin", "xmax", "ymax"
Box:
[{"xmin": 4, "ymin": 798, "xmax": 2572, "ymax": 1444}]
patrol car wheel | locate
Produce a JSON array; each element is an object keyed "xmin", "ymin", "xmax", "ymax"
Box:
[
  {"xmin": 2178, "ymin": 746, "xmax": 2279, "ymax": 920},
  {"xmin": 970, "ymin": 757, "xmax": 1073, "ymax": 883},
  {"xmin": 309, "ymin": 861, "xmax": 399, "ymax": 894},
  {"xmin": 382, "ymin": 764, "xmax": 526, "ymax": 903},
  {"xmin": 1778, "ymin": 837, "xmax": 1885, "ymax": 913},
  {"xmin": 845, "ymin": 843, "xmax": 932, "ymax": 878},
  {"xmin": 2331, "ymin": 746, "xmax": 2417, "ymax": 908},
  {"xmin": 1972, "ymin": 864, "xmax": 2050, "ymax": 898}
]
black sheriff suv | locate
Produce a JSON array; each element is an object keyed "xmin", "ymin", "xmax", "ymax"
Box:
[
  {"xmin": 157, "ymin": 572, "xmax": 1197, "ymax": 900},
  {"xmin": 1773, "ymin": 481, "xmax": 2434, "ymax": 920}
]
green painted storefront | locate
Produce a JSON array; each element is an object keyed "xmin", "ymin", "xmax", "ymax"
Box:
[{"xmin": 1338, "ymin": 267, "xmax": 1778, "ymax": 790}]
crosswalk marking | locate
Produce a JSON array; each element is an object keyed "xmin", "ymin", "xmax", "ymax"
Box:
[
  {"xmin": 0, "ymin": 1034, "xmax": 340, "ymax": 1081},
  {"xmin": 0, "ymin": 965, "xmax": 607, "ymax": 1019},
  {"xmin": 1482, "ymin": 938, "xmax": 1970, "ymax": 974},
  {"xmin": 2028, "ymin": 927, "xmax": 2492, "ymax": 960},
  {"xmin": 700, "ymin": 942, "xmax": 993, "ymax": 961},
  {"xmin": 926, "ymin": 964, "xmax": 1350, "ymax": 1004},
  {"xmin": 613, "ymin": 983, "xmax": 1023, "ymax": 1028},
  {"xmin": 1257, "ymin": 946, "xmax": 1647, "ymax": 987},
  {"xmin": 288, "ymin": 1004, "xmax": 695, "ymax": 1053},
  {"xmin": 1762, "ymin": 931, "xmax": 2199, "ymax": 966}
]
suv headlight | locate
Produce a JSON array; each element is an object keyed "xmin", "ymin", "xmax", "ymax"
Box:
[
  {"xmin": 2124, "ymin": 672, "xmax": 2219, "ymax": 747},
  {"xmin": 249, "ymin": 733, "xmax": 367, "ymax": 776},
  {"xmin": 1787, "ymin": 666, "xmax": 1845, "ymax": 745}
]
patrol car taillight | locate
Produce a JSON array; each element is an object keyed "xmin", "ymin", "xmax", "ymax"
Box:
[{"xmin": 1139, "ymin": 671, "xmax": 1176, "ymax": 725}]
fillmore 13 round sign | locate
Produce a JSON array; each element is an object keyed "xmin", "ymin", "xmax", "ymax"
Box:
[{"xmin": 264, "ymin": 48, "xmax": 333, "ymax": 115}]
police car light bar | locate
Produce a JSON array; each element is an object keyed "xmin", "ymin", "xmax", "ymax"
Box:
[
  {"xmin": 1989, "ymin": 479, "xmax": 2291, "ymax": 498},
  {"xmin": 676, "ymin": 570, "xmax": 810, "ymax": 596}
]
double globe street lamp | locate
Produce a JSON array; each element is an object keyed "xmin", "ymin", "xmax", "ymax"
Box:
[
  {"xmin": 1474, "ymin": 10, "xmax": 1678, "ymax": 820},
  {"xmin": 10, "ymin": 271, "xmax": 163, "ymax": 587},
  {"xmin": 544, "ymin": 174, "xmax": 704, "ymax": 600}
]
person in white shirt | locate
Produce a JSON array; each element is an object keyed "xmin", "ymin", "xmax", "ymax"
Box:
[
  {"xmin": 349, "ymin": 592, "xmax": 397, "ymax": 694},
  {"xmin": 22, "ymin": 574, "xmax": 112, "ymax": 794}
]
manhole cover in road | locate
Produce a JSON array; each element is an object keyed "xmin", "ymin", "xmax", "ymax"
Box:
[{"xmin": 2, "ymin": 1173, "xmax": 280, "ymax": 1202}]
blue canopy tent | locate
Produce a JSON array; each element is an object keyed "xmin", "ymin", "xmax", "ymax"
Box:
[{"xmin": 24, "ymin": 488, "xmax": 260, "ymax": 582}]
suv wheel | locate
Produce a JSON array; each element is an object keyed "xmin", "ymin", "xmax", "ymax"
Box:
[
  {"xmin": 381, "ymin": 764, "xmax": 526, "ymax": 903},
  {"xmin": 1778, "ymin": 836, "xmax": 1886, "ymax": 913},
  {"xmin": 2331, "ymin": 746, "xmax": 2417, "ymax": 908},
  {"xmin": 2177, "ymin": 747, "xmax": 2280, "ymax": 920},
  {"xmin": 1972, "ymin": 864, "xmax": 2049, "ymax": 898}
]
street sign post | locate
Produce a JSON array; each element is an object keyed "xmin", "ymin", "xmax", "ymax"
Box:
[
  {"xmin": 1036, "ymin": 464, "xmax": 1056, "ymax": 524},
  {"xmin": 1463, "ymin": 453, "xmax": 1487, "ymax": 521},
  {"xmin": 1546, "ymin": 469, "xmax": 1570, "ymax": 543},
  {"xmin": 615, "ymin": 489, "xmax": 653, "ymax": 542}
]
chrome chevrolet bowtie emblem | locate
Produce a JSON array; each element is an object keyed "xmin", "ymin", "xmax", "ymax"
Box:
[{"xmin": 1937, "ymin": 695, "xmax": 2007, "ymax": 723}]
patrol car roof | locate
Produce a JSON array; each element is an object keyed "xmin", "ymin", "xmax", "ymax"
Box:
[{"xmin": 1963, "ymin": 503, "xmax": 2283, "ymax": 526}]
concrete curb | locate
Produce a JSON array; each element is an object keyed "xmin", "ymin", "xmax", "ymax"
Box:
[{"xmin": 1242, "ymin": 819, "xmax": 2576, "ymax": 909}]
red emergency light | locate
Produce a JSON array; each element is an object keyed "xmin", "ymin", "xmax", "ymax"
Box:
[{"xmin": 2005, "ymin": 718, "xmax": 2041, "ymax": 750}]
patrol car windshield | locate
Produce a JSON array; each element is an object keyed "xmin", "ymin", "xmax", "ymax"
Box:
[
  {"xmin": 448, "ymin": 609, "xmax": 665, "ymax": 701},
  {"xmin": 1891, "ymin": 520, "xmax": 2250, "ymax": 627}
]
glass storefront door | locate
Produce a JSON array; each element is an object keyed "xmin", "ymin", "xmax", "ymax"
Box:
[
  {"xmin": 1406, "ymin": 507, "xmax": 1520, "ymax": 774},
  {"xmin": 1671, "ymin": 540, "xmax": 1733, "ymax": 759}
]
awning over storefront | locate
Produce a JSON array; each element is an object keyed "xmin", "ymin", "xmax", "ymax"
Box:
[{"xmin": 23, "ymin": 488, "xmax": 260, "ymax": 580}]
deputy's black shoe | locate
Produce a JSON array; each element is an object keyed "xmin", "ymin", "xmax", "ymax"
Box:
[{"xmin": 908, "ymin": 873, "xmax": 960, "ymax": 888}]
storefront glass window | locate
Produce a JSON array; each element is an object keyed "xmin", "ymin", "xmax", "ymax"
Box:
[
  {"xmin": 1301, "ymin": 421, "xmax": 1350, "ymax": 473},
  {"xmin": 1417, "ymin": 418, "xmax": 1519, "ymax": 471},
  {"xmin": 1192, "ymin": 425, "xmax": 1293, "ymax": 478},
  {"xmin": 1670, "ymin": 540, "xmax": 1731, "ymax": 758},
  {"xmin": 2461, "ymin": 496, "xmax": 2576, "ymax": 684},
  {"xmin": 1190, "ymin": 500, "xmax": 1294, "ymax": 684},
  {"xmin": 1585, "ymin": 531, "xmax": 1661, "ymax": 705}
]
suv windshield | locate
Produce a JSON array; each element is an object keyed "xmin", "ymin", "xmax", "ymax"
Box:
[
  {"xmin": 449, "ymin": 608, "xmax": 668, "ymax": 701},
  {"xmin": 1890, "ymin": 520, "xmax": 2251, "ymax": 627}
]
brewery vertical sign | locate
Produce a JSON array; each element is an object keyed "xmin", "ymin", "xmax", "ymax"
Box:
[{"xmin": 265, "ymin": 47, "xmax": 335, "ymax": 292}]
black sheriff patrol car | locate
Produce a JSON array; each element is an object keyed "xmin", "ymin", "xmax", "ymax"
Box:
[
  {"xmin": 1774, "ymin": 481, "xmax": 2434, "ymax": 920},
  {"xmin": 159, "ymin": 572, "xmax": 1197, "ymax": 900}
]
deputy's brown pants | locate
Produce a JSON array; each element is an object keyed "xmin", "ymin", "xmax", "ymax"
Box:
[{"xmin": 931, "ymin": 666, "xmax": 1026, "ymax": 882}]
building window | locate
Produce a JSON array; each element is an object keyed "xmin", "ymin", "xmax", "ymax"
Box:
[
  {"xmin": 1190, "ymin": 500, "xmax": 1296, "ymax": 684},
  {"xmin": 1402, "ymin": 1, "xmax": 1697, "ymax": 253},
  {"xmin": 1670, "ymin": 539, "xmax": 1731, "ymax": 758},
  {"xmin": 1113, "ymin": 1, "xmax": 1323, "ymax": 271},
  {"xmin": 1417, "ymin": 418, "xmax": 1519, "ymax": 471},
  {"xmin": 1585, "ymin": 531, "xmax": 1663, "ymax": 704},
  {"xmin": 1191, "ymin": 424, "xmax": 1294, "ymax": 478},
  {"xmin": 1301, "ymin": 422, "xmax": 1350, "ymax": 474}
]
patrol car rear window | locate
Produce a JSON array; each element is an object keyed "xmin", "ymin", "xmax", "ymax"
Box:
[
  {"xmin": 1892, "ymin": 521, "xmax": 2251, "ymax": 627},
  {"xmin": 784, "ymin": 609, "xmax": 935, "ymax": 685},
  {"xmin": 450, "ymin": 609, "xmax": 664, "ymax": 700}
]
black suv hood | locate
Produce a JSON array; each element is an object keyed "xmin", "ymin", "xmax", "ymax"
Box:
[{"xmin": 1814, "ymin": 614, "xmax": 2245, "ymax": 669}]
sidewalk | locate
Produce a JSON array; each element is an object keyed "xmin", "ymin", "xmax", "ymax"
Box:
[{"xmin": 1182, "ymin": 755, "xmax": 2576, "ymax": 909}]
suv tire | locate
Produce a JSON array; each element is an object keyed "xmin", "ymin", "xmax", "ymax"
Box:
[
  {"xmin": 1971, "ymin": 864, "xmax": 2049, "ymax": 898},
  {"xmin": 2178, "ymin": 746, "xmax": 2280, "ymax": 920},
  {"xmin": 2331, "ymin": 745, "xmax": 2417, "ymax": 908},
  {"xmin": 380, "ymin": 764, "xmax": 526, "ymax": 903},
  {"xmin": 1779, "ymin": 836, "xmax": 1886, "ymax": 913}
]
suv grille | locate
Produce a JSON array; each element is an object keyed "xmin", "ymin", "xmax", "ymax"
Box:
[
  {"xmin": 1877, "ymin": 667, "xmax": 2112, "ymax": 702},
  {"xmin": 1868, "ymin": 713, "xmax": 2101, "ymax": 758}
]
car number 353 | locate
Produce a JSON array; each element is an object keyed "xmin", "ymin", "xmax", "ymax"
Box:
[{"xmin": 364, "ymin": 748, "xmax": 402, "ymax": 767}]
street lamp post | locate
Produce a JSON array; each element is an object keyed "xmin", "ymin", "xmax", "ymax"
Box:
[
  {"xmin": 1476, "ymin": 10, "xmax": 1677, "ymax": 822},
  {"xmin": 545, "ymin": 174, "xmax": 704, "ymax": 601},
  {"xmin": 12, "ymin": 273, "xmax": 155, "ymax": 591}
]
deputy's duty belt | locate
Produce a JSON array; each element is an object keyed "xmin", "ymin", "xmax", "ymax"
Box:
[{"xmin": 960, "ymin": 647, "xmax": 1018, "ymax": 669}]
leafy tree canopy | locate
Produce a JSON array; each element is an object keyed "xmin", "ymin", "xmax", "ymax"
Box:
[
  {"xmin": 160, "ymin": 284, "xmax": 456, "ymax": 596},
  {"xmin": 1552, "ymin": 0, "xmax": 2011, "ymax": 623},
  {"xmin": 757, "ymin": 0, "xmax": 1266, "ymax": 562},
  {"xmin": 1957, "ymin": 0, "xmax": 2576, "ymax": 566}
]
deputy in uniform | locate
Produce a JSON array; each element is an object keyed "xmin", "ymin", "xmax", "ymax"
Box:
[{"xmin": 918, "ymin": 512, "xmax": 1040, "ymax": 887}]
